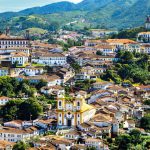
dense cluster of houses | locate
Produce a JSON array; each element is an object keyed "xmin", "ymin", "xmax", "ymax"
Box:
[{"xmin": 0, "ymin": 26, "xmax": 149, "ymax": 150}]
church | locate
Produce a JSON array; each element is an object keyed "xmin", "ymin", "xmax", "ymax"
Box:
[{"xmin": 57, "ymin": 91, "xmax": 96, "ymax": 127}]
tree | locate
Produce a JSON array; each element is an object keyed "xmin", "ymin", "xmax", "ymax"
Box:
[
  {"xmin": 13, "ymin": 61, "xmax": 19, "ymax": 68},
  {"xmin": 19, "ymin": 98, "xmax": 43, "ymax": 120},
  {"xmin": 140, "ymin": 114, "xmax": 150, "ymax": 130},
  {"xmin": 116, "ymin": 50, "xmax": 124, "ymax": 58},
  {"xmin": 71, "ymin": 62, "xmax": 81, "ymax": 73},
  {"xmin": 115, "ymin": 134, "xmax": 131, "ymax": 150},
  {"xmin": 122, "ymin": 51, "xmax": 134, "ymax": 63},
  {"xmin": 36, "ymin": 79, "xmax": 47, "ymax": 90},
  {"xmin": 129, "ymin": 129, "xmax": 142, "ymax": 145},
  {"xmin": 144, "ymin": 99, "xmax": 150, "ymax": 105},
  {"xmin": 1, "ymin": 99, "xmax": 22, "ymax": 121},
  {"xmin": 96, "ymin": 50, "xmax": 103, "ymax": 55},
  {"xmin": 13, "ymin": 141, "xmax": 28, "ymax": 150}
]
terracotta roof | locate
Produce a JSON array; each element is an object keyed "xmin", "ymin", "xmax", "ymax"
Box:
[
  {"xmin": 79, "ymin": 122, "xmax": 91, "ymax": 128},
  {"xmin": 0, "ymin": 140, "xmax": 15, "ymax": 149},
  {"xmin": 126, "ymin": 119, "xmax": 135, "ymax": 124},
  {"xmin": 64, "ymin": 129, "xmax": 81, "ymax": 136},
  {"xmin": 0, "ymin": 34, "xmax": 27, "ymax": 40},
  {"xmin": 138, "ymin": 32, "xmax": 150, "ymax": 34},
  {"xmin": 38, "ymin": 119, "xmax": 57, "ymax": 124},
  {"xmin": 17, "ymin": 74, "xmax": 61, "ymax": 81},
  {"xmin": 91, "ymin": 114, "xmax": 112, "ymax": 122},
  {"xmin": 40, "ymin": 52, "xmax": 65, "ymax": 57},
  {"xmin": 94, "ymin": 44, "xmax": 116, "ymax": 49},
  {"xmin": 51, "ymin": 138, "xmax": 72, "ymax": 145},
  {"xmin": 4, "ymin": 120, "xmax": 23, "ymax": 125},
  {"xmin": 41, "ymin": 85, "xmax": 64, "ymax": 90},
  {"xmin": 0, "ymin": 47, "xmax": 30, "ymax": 50},
  {"xmin": 11, "ymin": 52, "xmax": 28, "ymax": 57},
  {"xmin": 85, "ymin": 138, "xmax": 102, "ymax": 142},
  {"xmin": 107, "ymin": 39, "xmax": 136, "ymax": 44},
  {"xmin": 85, "ymin": 39, "xmax": 108, "ymax": 43},
  {"xmin": 0, "ymin": 96, "xmax": 10, "ymax": 100},
  {"xmin": 0, "ymin": 127, "xmax": 38, "ymax": 134}
]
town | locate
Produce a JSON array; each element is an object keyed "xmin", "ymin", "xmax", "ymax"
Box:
[{"xmin": 0, "ymin": 15, "xmax": 149, "ymax": 150}]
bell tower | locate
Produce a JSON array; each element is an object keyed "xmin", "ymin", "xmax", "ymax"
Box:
[{"xmin": 145, "ymin": 15, "xmax": 150, "ymax": 30}]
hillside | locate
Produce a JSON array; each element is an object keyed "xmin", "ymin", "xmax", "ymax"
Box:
[{"xmin": 0, "ymin": 0, "xmax": 150, "ymax": 32}]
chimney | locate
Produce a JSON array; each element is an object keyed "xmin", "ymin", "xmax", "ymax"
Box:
[
  {"xmin": 6, "ymin": 27, "xmax": 10, "ymax": 36},
  {"xmin": 25, "ymin": 30, "xmax": 30, "ymax": 40}
]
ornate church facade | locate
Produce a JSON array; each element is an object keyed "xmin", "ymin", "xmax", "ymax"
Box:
[{"xmin": 57, "ymin": 91, "xmax": 96, "ymax": 127}]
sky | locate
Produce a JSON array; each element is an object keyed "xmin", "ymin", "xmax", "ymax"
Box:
[{"xmin": 0, "ymin": 0, "xmax": 82, "ymax": 13}]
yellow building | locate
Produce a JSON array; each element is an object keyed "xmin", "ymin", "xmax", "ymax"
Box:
[{"xmin": 57, "ymin": 91, "xmax": 96, "ymax": 127}]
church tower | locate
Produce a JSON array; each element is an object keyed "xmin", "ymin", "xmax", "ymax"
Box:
[{"xmin": 145, "ymin": 15, "xmax": 150, "ymax": 30}]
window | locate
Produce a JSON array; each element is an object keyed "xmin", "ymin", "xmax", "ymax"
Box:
[
  {"xmin": 59, "ymin": 101, "xmax": 62, "ymax": 106},
  {"xmin": 77, "ymin": 102, "xmax": 80, "ymax": 106}
]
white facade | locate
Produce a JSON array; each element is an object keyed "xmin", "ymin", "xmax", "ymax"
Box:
[
  {"xmin": 0, "ymin": 68, "xmax": 9, "ymax": 76},
  {"xmin": 0, "ymin": 39, "xmax": 29, "ymax": 49},
  {"xmin": 10, "ymin": 52, "xmax": 29, "ymax": 66},
  {"xmin": 85, "ymin": 138, "xmax": 107, "ymax": 150},
  {"xmin": 123, "ymin": 120, "xmax": 135, "ymax": 129},
  {"xmin": 137, "ymin": 32, "xmax": 150, "ymax": 43},
  {"xmin": 0, "ymin": 48, "xmax": 30, "ymax": 55},
  {"xmin": 32, "ymin": 52, "xmax": 67, "ymax": 66},
  {"xmin": 14, "ymin": 67, "xmax": 44, "ymax": 76},
  {"xmin": 0, "ymin": 127, "xmax": 39, "ymax": 142},
  {"xmin": 0, "ymin": 97, "xmax": 11, "ymax": 106}
]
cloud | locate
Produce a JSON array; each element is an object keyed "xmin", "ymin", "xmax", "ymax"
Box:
[{"xmin": 0, "ymin": 0, "xmax": 82, "ymax": 12}]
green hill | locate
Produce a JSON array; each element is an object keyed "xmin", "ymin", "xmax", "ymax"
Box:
[{"xmin": 0, "ymin": 0, "xmax": 150, "ymax": 32}]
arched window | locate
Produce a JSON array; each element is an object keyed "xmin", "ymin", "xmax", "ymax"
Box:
[
  {"xmin": 77, "ymin": 101, "xmax": 80, "ymax": 106},
  {"xmin": 59, "ymin": 101, "xmax": 62, "ymax": 106}
]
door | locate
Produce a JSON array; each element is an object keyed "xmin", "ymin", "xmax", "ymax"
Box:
[{"xmin": 67, "ymin": 119, "xmax": 72, "ymax": 127}]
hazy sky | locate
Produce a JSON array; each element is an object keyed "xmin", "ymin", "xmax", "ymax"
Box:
[{"xmin": 0, "ymin": 0, "xmax": 82, "ymax": 12}]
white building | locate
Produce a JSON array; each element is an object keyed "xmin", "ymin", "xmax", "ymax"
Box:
[
  {"xmin": 0, "ymin": 68, "xmax": 9, "ymax": 76},
  {"xmin": 141, "ymin": 44, "xmax": 150, "ymax": 54},
  {"xmin": 0, "ymin": 96, "xmax": 11, "ymax": 106},
  {"xmin": 0, "ymin": 33, "xmax": 29, "ymax": 49},
  {"xmin": 92, "ymin": 81, "xmax": 112, "ymax": 90},
  {"xmin": 10, "ymin": 52, "xmax": 29, "ymax": 66},
  {"xmin": 123, "ymin": 120, "xmax": 135, "ymax": 129},
  {"xmin": 32, "ymin": 52, "xmax": 67, "ymax": 66},
  {"xmin": 90, "ymin": 29, "xmax": 118, "ymax": 38},
  {"xmin": 0, "ymin": 47, "xmax": 30, "ymax": 55},
  {"xmin": 41, "ymin": 85, "xmax": 64, "ymax": 95},
  {"xmin": 14, "ymin": 67, "xmax": 44, "ymax": 76},
  {"xmin": 85, "ymin": 138, "xmax": 108, "ymax": 150},
  {"xmin": 137, "ymin": 32, "xmax": 150, "ymax": 43},
  {"xmin": 0, "ymin": 126, "xmax": 39, "ymax": 142}
]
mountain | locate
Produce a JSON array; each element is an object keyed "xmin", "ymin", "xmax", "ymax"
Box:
[
  {"xmin": 0, "ymin": 0, "xmax": 150, "ymax": 32},
  {"xmin": 77, "ymin": 0, "xmax": 113, "ymax": 10},
  {"xmin": 20, "ymin": 1, "xmax": 77, "ymax": 15}
]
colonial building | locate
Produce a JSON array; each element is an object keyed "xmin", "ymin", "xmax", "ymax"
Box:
[
  {"xmin": 137, "ymin": 32, "xmax": 150, "ymax": 43},
  {"xmin": 0, "ymin": 126, "xmax": 39, "ymax": 142},
  {"xmin": 0, "ymin": 29, "xmax": 29, "ymax": 49},
  {"xmin": 31, "ymin": 52, "xmax": 67, "ymax": 66},
  {"xmin": 10, "ymin": 52, "xmax": 29, "ymax": 66},
  {"xmin": 57, "ymin": 91, "xmax": 96, "ymax": 127}
]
